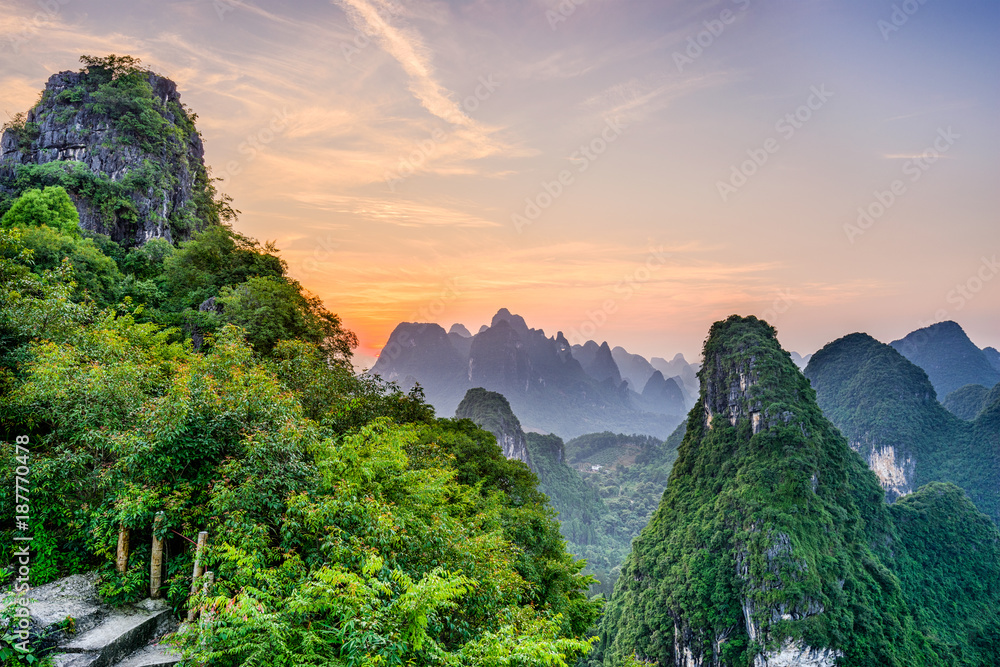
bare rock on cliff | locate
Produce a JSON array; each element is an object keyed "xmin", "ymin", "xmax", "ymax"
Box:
[{"xmin": 0, "ymin": 57, "xmax": 217, "ymax": 246}]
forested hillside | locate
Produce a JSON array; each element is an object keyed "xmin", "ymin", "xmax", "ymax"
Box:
[
  {"xmin": 805, "ymin": 333, "xmax": 1000, "ymax": 523},
  {"xmin": 0, "ymin": 57, "xmax": 602, "ymax": 667},
  {"xmin": 595, "ymin": 315, "xmax": 1000, "ymax": 667},
  {"xmin": 453, "ymin": 388, "xmax": 684, "ymax": 599},
  {"xmin": 890, "ymin": 321, "xmax": 1000, "ymax": 398}
]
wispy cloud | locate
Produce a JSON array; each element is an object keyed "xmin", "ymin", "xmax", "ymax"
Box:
[
  {"xmin": 580, "ymin": 70, "xmax": 733, "ymax": 124},
  {"xmin": 291, "ymin": 192, "xmax": 502, "ymax": 228},
  {"xmin": 332, "ymin": 0, "xmax": 502, "ymax": 150}
]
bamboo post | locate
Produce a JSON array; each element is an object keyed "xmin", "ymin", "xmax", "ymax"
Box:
[
  {"xmin": 186, "ymin": 531, "xmax": 209, "ymax": 622},
  {"xmin": 202, "ymin": 570, "xmax": 214, "ymax": 617},
  {"xmin": 197, "ymin": 571, "xmax": 216, "ymax": 651},
  {"xmin": 115, "ymin": 525, "xmax": 130, "ymax": 574},
  {"xmin": 192, "ymin": 571, "xmax": 214, "ymax": 625},
  {"xmin": 150, "ymin": 513, "xmax": 165, "ymax": 599}
]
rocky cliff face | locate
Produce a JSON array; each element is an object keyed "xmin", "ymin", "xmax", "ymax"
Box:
[
  {"xmin": 0, "ymin": 58, "xmax": 215, "ymax": 245},
  {"xmin": 455, "ymin": 388, "xmax": 531, "ymax": 467}
]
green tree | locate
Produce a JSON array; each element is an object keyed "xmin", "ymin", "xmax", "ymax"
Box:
[
  {"xmin": 0, "ymin": 186, "xmax": 80, "ymax": 236},
  {"xmin": 218, "ymin": 276, "xmax": 358, "ymax": 361},
  {"xmin": 16, "ymin": 225, "xmax": 122, "ymax": 305}
]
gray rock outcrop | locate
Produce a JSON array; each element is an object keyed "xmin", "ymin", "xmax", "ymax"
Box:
[{"xmin": 0, "ymin": 63, "xmax": 213, "ymax": 246}]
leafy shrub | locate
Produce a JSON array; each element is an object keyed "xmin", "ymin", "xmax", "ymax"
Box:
[{"xmin": 0, "ymin": 187, "xmax": 80, "ymax": 237}]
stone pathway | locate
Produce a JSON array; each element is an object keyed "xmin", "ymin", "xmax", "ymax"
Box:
[{"xmin": 5, "ymin": 572, "xmax": 179, "ymax": 667}]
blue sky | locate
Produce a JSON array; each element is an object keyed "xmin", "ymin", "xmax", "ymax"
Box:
[{"xmin": 1, "ymin": 0, "xmax": 997, "ymax": 362}]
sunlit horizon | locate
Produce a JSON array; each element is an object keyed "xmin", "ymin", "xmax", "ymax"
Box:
[{"xmin": 2, "ymin": 0, "xmax": 997, "ymax": 364}]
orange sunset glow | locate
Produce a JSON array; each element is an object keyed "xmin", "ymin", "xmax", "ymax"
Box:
[{"xmin": 2, "ymin": 0, "xmax": 997, "ymax": 364}]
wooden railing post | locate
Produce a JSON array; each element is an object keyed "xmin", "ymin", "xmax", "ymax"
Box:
[
  {"xmin": 150, "ymin": 513, "xmax": 165, "ymax": 599},
  {"xmin": 202, "ymin": 570, "xmax": 215, "ymax": 621},
  {"xmin": 186, "ymin": 531, "xmax": 209, "ymax": 622},
  {"xmin": 115, "ymin": 525, "xmax": 129, "ymax": 574}
]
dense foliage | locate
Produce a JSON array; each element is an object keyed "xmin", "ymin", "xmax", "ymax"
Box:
[
  {"xmin": 595, "ymin": 316, "xmax": 1000, "ymax": 667},
  {"xmin": 456, "ymin": 387, "xmax": 684, "ymax": 599},
  {"xmin": 805, "ymin": 333, "xmax": 1000, "ymax": 524},
  {"xmin": 532, "ymin": 430, "xmax": 681, "ymax": 598},
  {"xmin": 0, "ymin": 187, "xmax": 80, "ymax": 237},
  {"xmin": 889, "ymin": 483, "xmax": 1000, "ymax": 664},
  {"xmin": 943, "ymin": 383, "xmax": 995, "ymax": 420},
  {"xmin": 0, "ymin": 217, "xmax": 601, "ymax": 665},
  {"xmin": 564, "ymin": 430, "xmax": 680, "ymax": 545}
]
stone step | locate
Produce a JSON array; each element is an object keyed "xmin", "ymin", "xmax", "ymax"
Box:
[
  {"xmin": 112, "ymin": 645, "xmax": 180, "ymax": 667},
  {"xmin": 52, "ymin": 600, "xmax": 174, "ymax": 667},
  {"xmin": 13, "ymin": 572, "xmax": 107, "ymax": 647}
]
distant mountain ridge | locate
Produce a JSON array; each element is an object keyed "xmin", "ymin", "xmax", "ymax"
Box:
[
  {"xmin": 891, "ymin": 320, "xmax": 1000, "ymax": 397},
  {"xmin": 371, "ymin": 308, "xmax": 698, "ymax": 439}
]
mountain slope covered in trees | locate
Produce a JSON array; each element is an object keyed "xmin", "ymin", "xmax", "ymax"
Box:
[
  {"xmin": 890, "ymin": 321, "xmax": 1000, "ymax": 398},
  {"xmin": 805, "ymin": 332, "xmax": 1000, "ymax": 523},
  {"xmin": 454, "ymin": 388, "xmax": 683, "ymax": 598},
  {"xmin": 0, "ymin": 57, "xmax": 602, "ymax": 667},
  {"xmin": 595, "ymin": 315, "xmax": 1000, "ymax": 667}
]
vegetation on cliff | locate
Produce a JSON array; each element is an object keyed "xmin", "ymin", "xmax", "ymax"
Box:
[
  {"xmin": 805, "ymin": 332, "xmax": 1000, "ymax": 523},
  {"xmin": 0, "ymin": 55, "xmax": 232, "ymax": 244},
  {"xmin": 595, "ymin": 316, "xmax": 1000, "ymax": 667},
  {"xmin": 943, "ymin": 382, "xmax": 997, "ymax": 421}
]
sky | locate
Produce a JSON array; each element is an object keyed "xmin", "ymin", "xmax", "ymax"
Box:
[{"xmin": 1, "ymin": 0, "xmax": 998, "ymax": 365}]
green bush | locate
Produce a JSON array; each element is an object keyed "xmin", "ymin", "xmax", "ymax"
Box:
[{"xmin": 0, "ymin": 187, "xmax": 80, "ymax": 237}]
